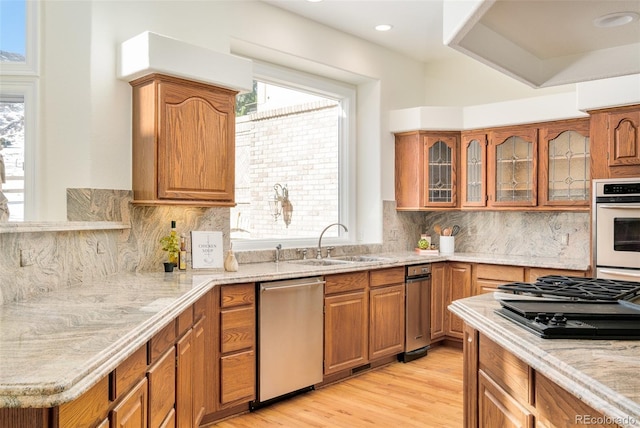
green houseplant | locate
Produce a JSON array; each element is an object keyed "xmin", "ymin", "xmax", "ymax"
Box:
[{"xmin": 160, "ymin": 221, "xmax": 180, "ymax": 265}]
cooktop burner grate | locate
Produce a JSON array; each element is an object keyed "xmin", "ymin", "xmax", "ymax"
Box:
[{"xmin": 497, "ymin": 275, "xmax": 640, "ymax": 301}]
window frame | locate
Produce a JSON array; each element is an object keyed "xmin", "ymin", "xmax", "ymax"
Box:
[
  {"xmin": 0, "ymin": 0, "xmax": 39, "ymax": 76},
  {"xmin": 0, "ymin": 1, "xmax": 39, "ymax": 221},
  {"xmin": 232, "ymin": 61, "xmax": 357, "ymax": 251}
]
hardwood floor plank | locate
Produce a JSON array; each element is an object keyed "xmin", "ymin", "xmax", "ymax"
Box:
[{"xmin": 211, "ymin": 346, "xmax": 463, "ymax": 427}]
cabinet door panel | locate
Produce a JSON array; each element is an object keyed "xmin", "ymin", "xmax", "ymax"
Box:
[
  {"xmin": 111, "ymin": 377, "xmax": 148, "ymax": 428},
  {"xmin": 536, "ymin": 373, "xmax": 619, "ymax": 428},
  {"xmin": 539, "ymin": 119, "xmax": 590, "ymax": 207},
  {"xmin": 461, "ymin": 132, "xmax": 488, "ymax": 207},
  {"xmin": 147, "ymin": 347, "xmax": 176, "ymax": 428},
  {"xmin": 324, "ymin": 291, "xmax": 368, "ymax": 375},
  {"xmin": 608, "ymin": 110, "xmax": 640, "ymax": 167},
  {"xmin": 369, "ymin": 284, "xmax": 405, "ymax": 360},
  {"xmin": 424, "ymin": 135, "xmax": 458, "ymax": 207},
  {"xmin": 489, "ymin": 127, "xmax": 538, "ymax": 207},
  {"xmin": 176, "ymin": 329, "xmax": 193, "ymax": 428},
  {"xmin": 158, "ymin": 81, "xmax": 235, "ymax": 201},
  {"xmin": 447, "ymin": 263, "xmax": 472, "ymax": 339},
  {"xmin": 430, "ymin": 263, "xmax": 447, "ymax": 341}
]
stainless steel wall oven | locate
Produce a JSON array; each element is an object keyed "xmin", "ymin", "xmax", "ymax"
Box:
[{"xmin": 593, "ymin": 178, "xmax": 640, "ymax": 282}]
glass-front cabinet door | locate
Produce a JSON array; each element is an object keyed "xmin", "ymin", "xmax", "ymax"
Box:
[
  {"xmin": 423, "ymin": 134, "xmax": 458, "ymax": 207},
  {"xmin": 539, "ymin": 119, "xmax": 590, "ymax": 207},
  {"xmin": 488, "ymin": 127, "xmax": 538, "ymax": 207},
  {"xmin": 461, "ymin": 132, "xmax": 487, "ymax": 207}
]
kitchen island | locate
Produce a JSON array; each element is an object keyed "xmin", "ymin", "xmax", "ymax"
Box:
[{"xmin": 449, "ymin": 293, "xmax": 640, "ymax": 428}]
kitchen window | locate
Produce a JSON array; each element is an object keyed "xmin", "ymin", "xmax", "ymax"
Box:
[
  {"xmin": 232, "ymin": 62, "xmax": 355, "ymax": 250},
  {"xmin": 1, "ymin": 0, "xmax": 39, "ymax": 221}
]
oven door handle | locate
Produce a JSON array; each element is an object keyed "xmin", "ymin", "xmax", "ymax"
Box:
[
  {"xmin": 598, "ymin": 204, "xmax": 640, "ymax": 209},
  {"xmin": 599, "ymin": 269, "xmax": 640, "ymax": 279}
]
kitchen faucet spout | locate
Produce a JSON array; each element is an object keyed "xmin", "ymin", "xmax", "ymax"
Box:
[{"xmin": 317, "ymin": 223, "xmax": 348, "ymax": 259}]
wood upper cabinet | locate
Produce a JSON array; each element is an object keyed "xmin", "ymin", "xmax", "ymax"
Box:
[
  {"xmin": 590, "ymin": 104, "xmax": 640, "ymax": 179},
  {"xmin": 461, "ymin": 132, "xmax": 488, "ymax": 207},
  {"xmin": 324, "ymin": 271, "xmax": 369, "ymax": 375},
  {"xmin": 394, "ymin": 131, "xmax": 459, "ymax": 209},
  {"xmin": 488, "ymin": 126, "xmax": 538, "ymax": 207},
  {"xmin": 538, "ymin": 118, "xmax": 590, "ymax": 207},
  {"xmin": 369, "ymin": 268, "xmax": 405, "ymax": 361},
  {"xmin": 131, "ymin": 73, "xmax": 237, "ymax": 206}
]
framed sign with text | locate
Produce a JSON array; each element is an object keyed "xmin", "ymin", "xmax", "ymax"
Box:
[{"xmin": 191, "ymin": 231, "xmax": 223, "ymax": 269}]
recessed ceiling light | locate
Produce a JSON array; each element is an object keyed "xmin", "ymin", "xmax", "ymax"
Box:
[
  {"xmin": 307, "ymin": 0, "xmax": 322, "ymax": 2},
  {"xmin": 375, "ymin": 24, "xmax": 393, "ymax": 32},
  {"xmin": 593, "ymin": 11, "xmax": 639, "ymax": 28}
]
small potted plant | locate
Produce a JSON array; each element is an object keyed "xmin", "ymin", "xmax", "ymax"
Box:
[{"xmin": 160, "ymin": 221, "xmax": 180, "ymax": 271}]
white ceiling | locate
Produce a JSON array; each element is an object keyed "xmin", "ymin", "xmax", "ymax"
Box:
[{"xmin": 262, "ymin": 0, "xmax": 640, "ymax": 87}]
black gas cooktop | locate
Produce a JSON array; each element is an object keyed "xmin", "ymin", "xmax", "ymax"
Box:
[{"xmin": 495, "ymin": 276, "xmax": 640, "ymax": 339}]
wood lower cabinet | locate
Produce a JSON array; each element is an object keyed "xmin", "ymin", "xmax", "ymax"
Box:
[
  {"xmin": 465, "ymin": 331, "xmax": 621, "ymax": 428},
  {"xmin": 446, "ymin": 262, "xmax": 472, "ymax": 339},
  {"xmin": 324, "ymin": 271, "xmax": 369, "ymax": 375},
  {"xmin": 369, "ymin": 267, "xmax": 405, "ymax": 361},
  {"xmin": 217, "ymin": 283, "xmax": 256, "ymax": 409},
  {"xmin": 430, "ymin": 262, "xmax": 447, "ymax": 342}
]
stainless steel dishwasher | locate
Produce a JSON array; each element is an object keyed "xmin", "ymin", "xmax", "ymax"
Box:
[
  {"xmin": 401, "ymin": 263, "xmax": 431, "ymax": 362},
  {"xmin": 252, "ymin": 276, "xmax": 325, "ymax": 409}
]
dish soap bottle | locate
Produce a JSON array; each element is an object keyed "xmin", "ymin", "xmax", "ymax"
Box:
[{"xmin": 224, "ymin": 243, "xmax": 238, "ymax": 272}]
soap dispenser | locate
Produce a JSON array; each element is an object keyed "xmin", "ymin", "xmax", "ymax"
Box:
[{"xmin": 224, "ymin": 243, "xmax": 239, "ymax": 272}]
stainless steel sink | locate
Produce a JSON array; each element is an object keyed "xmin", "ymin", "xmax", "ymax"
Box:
[
  {"xmin": 290, "ymin": 255, "xmax": 391, "ymax": 266},
  {"xmin": 290, "ymin": 259, "xmax": 355, "ymax": 266},
  {"xmin": 333, "ymin": 255, "xmax": 390, "ymax": 262}
]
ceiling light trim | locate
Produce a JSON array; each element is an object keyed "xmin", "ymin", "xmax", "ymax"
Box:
[{"xmin": 593, "ymin": 11, "xmax": 639, "ymax": 28}]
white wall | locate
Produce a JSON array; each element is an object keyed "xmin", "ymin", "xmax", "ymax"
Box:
[{"xmin": 38, "ymin": 1, "xmax": 612, "ymax": 242}]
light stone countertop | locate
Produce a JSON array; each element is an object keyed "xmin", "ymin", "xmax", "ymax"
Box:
[
  {"xmin": 449, "ymin": 293, "xmax": 640, "ymax": 428},
  {"xmin": 0, "ymin": 251, "xmax": 590, "ymax": 408}
]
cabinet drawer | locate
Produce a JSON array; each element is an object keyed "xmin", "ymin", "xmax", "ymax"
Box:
[
  {"xmin": 476, "ymin": 264, "xmax": 524, "ymax": 282},
  {"xmin": 111, "ymin": 345, "xmax": 147, "ymax": 401},
  {"xmin": 220, "ymin": 350, "xmax": 255, "ymax": 405},
  {"xmin": 325, "ymin": 271, "xmax": 369, "ymax": 295},
  {"xmin": 221, "ymin": 283, "xmax": 255, "ymax": 308},
  {"xmin": 221, "ymin": 306, "xmax": 255, "ymax": 354},
  {"xmin": 148, "ymin": 321, "xmax": 177, "ymax": 364},
  {"xmin": 370, "ymin": 267, "xmax": 404, "ymax": 288},
  {"xmin": 479, "ymin": 334, "xmax": 532, "ymax": 406}
]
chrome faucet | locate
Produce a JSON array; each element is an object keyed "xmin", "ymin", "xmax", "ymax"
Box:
[{"xmin": 317, "ymin": 223, "xmax": 348, "ymax": 259}]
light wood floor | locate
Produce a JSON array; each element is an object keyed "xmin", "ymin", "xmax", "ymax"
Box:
[{"xmin": 213, "ymin": 345, "xmax": 463, "ymax": 427}]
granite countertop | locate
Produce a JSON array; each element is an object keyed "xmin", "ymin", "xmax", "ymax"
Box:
[
  {"xmin": 0, "ymin": 251, "xmax": 590, "ymax": 408},
  {"xmin": 449, "ymin": 293, "xmax": 640, "ymax": 428}
]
